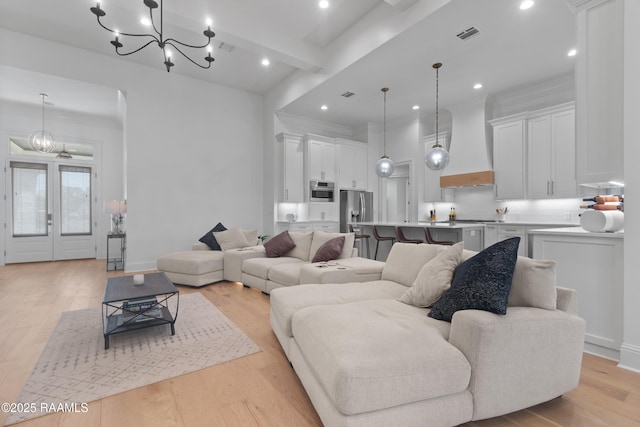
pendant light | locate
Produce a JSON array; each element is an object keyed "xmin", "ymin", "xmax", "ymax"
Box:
[
  {"xmin": 28, "ymin": 93, "xmax": 56, "ymax": 153},
  {"xmin": 425, "ymin": 63, "xmax": 450, "ymax": 171},
  {"xmin": 375, "ymin": 87, "xmax": 395, "ymax": 178}
]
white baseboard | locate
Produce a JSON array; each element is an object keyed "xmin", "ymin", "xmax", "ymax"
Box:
[
  {"xmin": 125, "ymin": 261, "xmax": 157, "ymax": 273},
  {"xmin": 619, "ymin": 343, "xmax": 640, "ymax": 373}
]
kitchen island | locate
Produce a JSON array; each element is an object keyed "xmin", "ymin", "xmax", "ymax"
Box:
[
  {"xmin": 353, "ymin": 222, "xmax": 485, "ymax": 259},
  {"xmin": 529, "ymin": 227, "xmax": 624, "ymax": 361}
]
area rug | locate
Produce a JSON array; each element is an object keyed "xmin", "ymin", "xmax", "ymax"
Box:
[{"xmin": 5, "ymin": 293, "xmax": 260, "ymax": 425}]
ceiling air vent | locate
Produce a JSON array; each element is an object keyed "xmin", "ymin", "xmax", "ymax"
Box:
[
  {"xmin": 341, "ymin": 91, "xmax": 355, "ymax": 98},
  {"xmin": 456, "ymin": 27, "xmax": 480, "ymax": 41},
  {"xmin": 217, "ymin": 42, "xmax": 234, "ymax": 53}
]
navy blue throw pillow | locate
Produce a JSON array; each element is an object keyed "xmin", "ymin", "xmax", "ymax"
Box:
[
  {"xmin": 199, "ymin": 222, "xmax": 227, "ymax": 250},
  {"xmin": 428, "ymin": 237, "xmax": 520, "ymax": 322}
]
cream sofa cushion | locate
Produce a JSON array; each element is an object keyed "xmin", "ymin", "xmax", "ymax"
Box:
[
  {"xmin": 268, "ymin": 263, "xmax": 305, "ymax": 287},
  {"xmin": 242, "ymin": 228, "xmax": 259, "ymax": 246},
  {"xmin": 382, "ymin": 243, "xmax": 448, "ymax": 287},
  {"xmin": 242, "ymin": 257, "xmax": 303, "ymax": 280},
  {"xmin": 213, "ymin": 227, "xmax": 250, "ymax": 251},
  {"xmin": 291, "ymin": 299, "xmax": 470, "ymax": 415},
  {"xmin": 270, "ymin": 280, "xmax": 408, "ymax": 338},
  {"xmin": 156, "ymin": 250, "xmax": 223, "ymax": 274},
  {"xmin": 309, "ymin": 231, "xmax": 355, "ymax": 260},
  {"xmin": 399, "ymin": 242, "xmax": 463, "ymax": 307},
  {"xmin": 285, "ymin": 232, "xmax": 314, "ymax": 261}
]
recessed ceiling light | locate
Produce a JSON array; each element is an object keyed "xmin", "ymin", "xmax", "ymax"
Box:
[
  {"xmin": 520, "ymin": 1, "xmax": 534, "ymax": 10},
  {"xmin": 412, "ymin": 105, "xmax": 420, "ymax": 110},
  {"xmin": 140, "ymin": 17, "xmax": 151, "ymax": 26},
  {"xmin": 321, "ymin": 105, "xmax": 328, "ymax": 110},
  {"xmin": 567, "ymin": 48, "xmax": 577, "ymax": 57},
  {"xmin": 473, "ymin": 83, "xmax": 483, "ymax": 89},
  {"xmin": 319, "ymin": 0, "xmax": 329, "ymax": 9},
  {"xmin": 261, "ymin": 58, "xmax": 270, "ymax": 66}
]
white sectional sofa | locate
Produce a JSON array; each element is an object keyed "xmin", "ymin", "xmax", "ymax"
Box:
[
  {"xmin": 157, "ymin": 230, "xmax": 384, "ymax": 290},
  {"xmin": 269, "ymin": 242, "xmax": 586, "ymax": 427},
  {"xmin": 239, "ymin": 231, "xmax": 385, "ymax": 294}
]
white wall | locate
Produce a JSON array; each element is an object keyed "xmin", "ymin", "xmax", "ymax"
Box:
[{"xmin": 0, "ymin": 29, "xmax": 265, "ymax": 271}]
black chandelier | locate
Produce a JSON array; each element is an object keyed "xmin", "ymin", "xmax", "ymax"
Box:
[{"xmin": 90, "ymin": 0, "xmax": 215, "ymax": 72}]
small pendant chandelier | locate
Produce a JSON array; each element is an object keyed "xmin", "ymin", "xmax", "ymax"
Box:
[
  {"xmin": 28, "ymin": 93, "xmax": 56, "ymax": 154},
  {"xmin": 425, "ymin": 63, "xmax": 450, "ymax": 171},
  {"xmin": 375, "ymin": 87, "xmax": 395, "ymax": 178}
]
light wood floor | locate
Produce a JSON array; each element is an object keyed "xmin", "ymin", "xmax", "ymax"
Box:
[{"xmin": 0, "ymin": 260, "xmax": 639, "ymax": 427}]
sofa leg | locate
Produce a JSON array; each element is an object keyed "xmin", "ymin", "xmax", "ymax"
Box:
[
  {"xmin": 262, "ymin": 291, "xmax": 269, "ymax": 296},
  {"xmin": 242, "ymin": 284, "xmax": 250, "ymax": 288}
]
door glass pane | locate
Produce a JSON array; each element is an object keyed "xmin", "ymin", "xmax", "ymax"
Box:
[
  {"xmin": 11, "ymin": 162, "xmax": 48, "ymax": 236},
  {"xmin": 60, "ymin": 166, "xmax": 92, "ymax": 235}
]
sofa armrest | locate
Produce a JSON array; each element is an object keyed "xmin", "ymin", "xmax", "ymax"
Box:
[
  {"xmin": 556, "ymin": 286, "xmax": 578, "ymax": 315},
  {"xmin": 223, "ymin": 246, "xmax": 266, "ymax": 282},
  {"xmin": 448, "ymin": 307, "xmax": 585, "ymax": 421},
  {"xmin": 192, "ymin": 242, "xmax": 211, "ymax": 251}
]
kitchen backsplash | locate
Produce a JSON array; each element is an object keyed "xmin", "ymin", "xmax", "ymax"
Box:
[{"xmin": 420, "ymin": 186, "xmax": 622, "ymax": 224}]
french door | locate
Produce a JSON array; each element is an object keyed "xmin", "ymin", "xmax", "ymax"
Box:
[{"xmin": 5, "ymin": 159, "xmax": 96, "ymax": 263}]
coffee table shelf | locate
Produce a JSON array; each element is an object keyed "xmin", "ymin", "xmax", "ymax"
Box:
[{"xmin": 102, "ymin": 272, "xmax": 179, "ymax": 349}]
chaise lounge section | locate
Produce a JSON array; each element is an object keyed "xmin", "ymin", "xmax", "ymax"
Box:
[{"xmin": 270, "ymin": 242, "xmax": 586, "ymax": 427}]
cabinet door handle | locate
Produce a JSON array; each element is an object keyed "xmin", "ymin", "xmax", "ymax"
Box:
[
  {"xmin": 551, "ymin": 180, "xmax": 555, "ymax": 195},
  {"xmin": 352, "ymin": 180, "xmax": 356, "ymax": 188}
]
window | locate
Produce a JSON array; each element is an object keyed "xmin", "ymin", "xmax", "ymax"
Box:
[
  {"xmin": 59, "ymin": 165, "xmax": 92, "ymax": 235},
  {"xmin": 11, "ymin": 162, "xmax": 48, "ymax": 237}
]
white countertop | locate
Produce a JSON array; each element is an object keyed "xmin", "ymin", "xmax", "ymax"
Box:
[
  {"xmin": 528, "ymin": 226, "xmax": 624, "ymax": 238},
  {"xmin": 355, "ymin": 222, "xmax": 485, "ymax": 229}
]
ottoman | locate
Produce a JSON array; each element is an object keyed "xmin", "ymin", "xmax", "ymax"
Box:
[{"xmin": 156, "ymin": 250, "xmax": 224, "ymax": 287}]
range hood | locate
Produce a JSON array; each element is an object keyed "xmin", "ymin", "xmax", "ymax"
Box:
[{"xmin": 439, "ymin": 97, "xmax": 495, "ymax": 187}]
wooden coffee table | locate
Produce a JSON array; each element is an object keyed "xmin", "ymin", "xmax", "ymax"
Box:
[{"xmin": 102, "ymin": 272, "xmax": 179, "ymax": 349}]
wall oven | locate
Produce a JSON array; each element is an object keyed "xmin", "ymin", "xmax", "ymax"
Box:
[{"xmin": 309, "ymin": 180, "xmax": 335, "ymax": 202}]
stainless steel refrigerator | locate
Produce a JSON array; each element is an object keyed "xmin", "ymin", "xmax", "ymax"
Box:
[{"xmin": 339, "ymin": 190, "xmax": 374, "ymax": 232}]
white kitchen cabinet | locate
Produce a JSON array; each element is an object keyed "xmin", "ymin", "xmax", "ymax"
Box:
[
  {"xmin": 575, "ymin": 0, "xmax": 624, "ymax": 187},
  {"xmin": 276, "ymin": 132, "xmax": 304, "ymax": 202},
  {"xmin": 530, "ymin": 229, "xmax": 623, "ymax": 360},
  {"xmin": 527, "ymin": 104, "xmax": 577, "ymax": 199},
  {"xmin": 490, "ymin": 114, "xmax": 527, "ymax": 200},
  {"xmin": 497, "ymin": 225, "xmax": 527, "ymax": 256},
  {"xmin": 309, "ymin": 202, "xmax": 337, "ymax": 221},
  {"xmin": 423, "ymin": 134, "xmax": 448, "ymax": 202},
  {"xmin": 483, "ymin": 224, "xmax": 499, "ymax": 248},
  {"xmin": 337, "ymin": 139, "xmax": 368, "ymax": 190},
  {"xmin": 305, "ymin": 134, "xmax": 336, "ymax": 182}
]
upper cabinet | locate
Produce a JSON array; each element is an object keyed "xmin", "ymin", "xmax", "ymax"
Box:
[
  {"xmin": 276, "ymin": 132, "xmax": 304, "ymax": 202},
  {"xmin": 575, "ymin": 0, "xmax": 624, "ymax": 187},
  {"xmin": 304, "ymin": 134, "xmax": 336, "ymax": 182},
  {"xmin": 527, "ymin": 103, "xmax": 577, "ymax": 199},
  {"xmin": 490, "ymin": 114, "xmax": 527, "ymax": 200},
  {"xmin": 337, "ymin": 138, "xmax": 368, "ymax": 191}
]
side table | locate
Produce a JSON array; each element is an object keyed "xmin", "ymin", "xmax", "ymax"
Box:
[{"xmin": 107, "ymin": 233, "xmax": 126, "ymax": 271}]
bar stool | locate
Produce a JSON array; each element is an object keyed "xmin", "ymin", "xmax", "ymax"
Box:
[
  {"xmin": 424, "ymin": 227, "xmax": 456, "ymax": 246},
  {"xmin": 348, "ymin": 224, "xmax": 371, "ymax": 259},
  {"xmin": 395, "ymin": 226, "xmax": 423, "ymax": 244},
  {"xmin": 372, "ymin": 225, "xmax": 396, "ymax": 260}
]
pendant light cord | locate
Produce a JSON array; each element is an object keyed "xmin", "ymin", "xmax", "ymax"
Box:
[
  {"xmin": 433, "ymin": 63, "xmax": 442, "ymax": 148},
  {"xmin": 41, "ymin": 93, "xmax": 46, "ymax": 131},
  {"xmin": 382, "ymin": 87, "xmax": 389, "ymax": 156}
]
